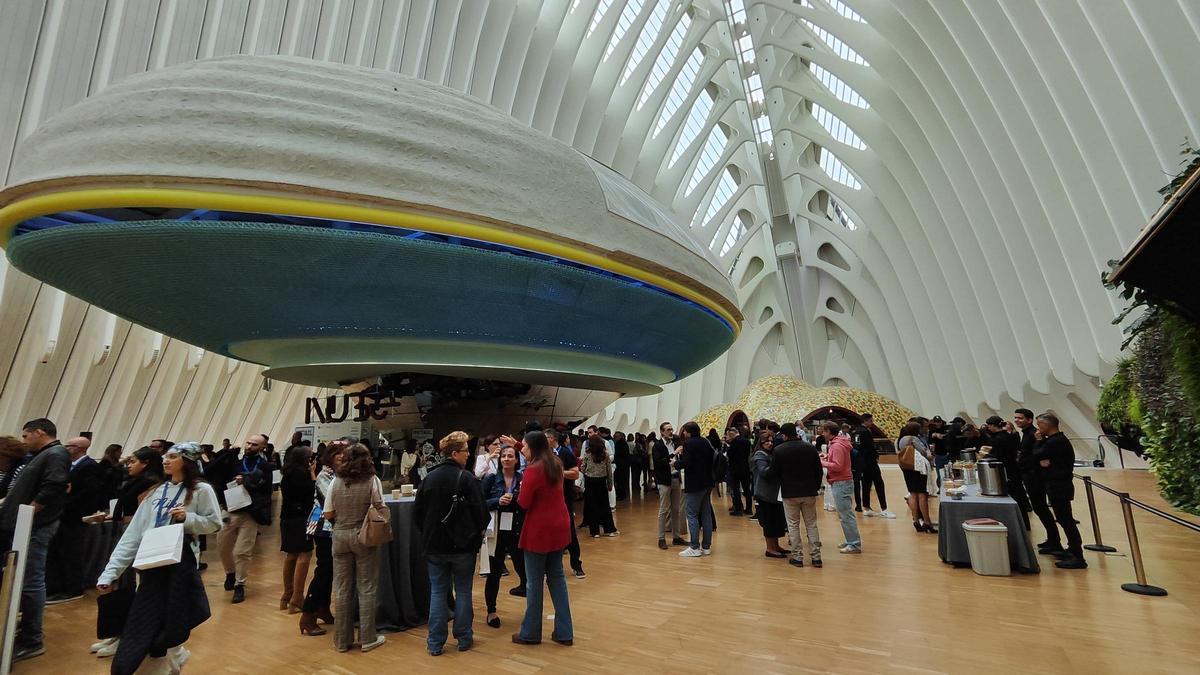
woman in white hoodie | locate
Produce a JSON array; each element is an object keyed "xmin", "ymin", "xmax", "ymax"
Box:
[{"xmin": 97, "ymin": 442, "xmax": 223, "ymax": 675}]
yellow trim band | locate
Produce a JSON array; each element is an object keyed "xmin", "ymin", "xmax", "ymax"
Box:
[{"xmin": 0, "ymin": 187, "xmax": 741, "ymax": 334}]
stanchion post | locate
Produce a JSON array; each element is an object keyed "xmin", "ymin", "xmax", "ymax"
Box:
[
  {"xmin": 1119, "ymin": 493, "xmax": 1167, "ymax": 596},
  {"xmin": 1082, "ymin": 476, "xmax": 1117, "ymax": 552}
]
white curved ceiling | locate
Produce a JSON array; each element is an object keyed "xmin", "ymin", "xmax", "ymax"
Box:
[{"xmin": 0, "ymin": 0, "xmax": 1193, "ymax": 449}]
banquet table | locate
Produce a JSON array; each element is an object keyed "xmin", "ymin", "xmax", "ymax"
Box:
[
  {"xmin": 375, "ymin": 498, "xmax": 430, "ymax": 631},
  {"xmin": 937, "ymin": 482, "xmax": 1040, "ymax": 573}
]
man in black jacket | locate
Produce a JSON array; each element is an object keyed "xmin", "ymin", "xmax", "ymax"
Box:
[
  {"xmin": 0, "ymin": 418, "xmax": 70, "ymax": 663},
  {"xmin": 724, "ymin": 428, "xmax": 753, "ymax": 516},
  {"xmin": 853, "ymin": 414, "xmax": 893, "ymax": 518},
  {"xmin": 768, "ymin": 423, "xmax": 824, "ymax": 568},
  {"xmin": 613, "ymin": 431, "xmax": 631, "ymax": 501},
  {"xmin": 672, "ymin": 422, "xmax": 714, "ymax": 557},
  {"xmin": 652, "ymin": 423, "xmax": 686, "ymax": 550},
  {"xmin": 1015, "ymin": 408, "xmax": 1058, "ymax": 549},
  {"xmin": 983, "ymin": 416, "xmax": 1030, "ymax": 530},
  {"xmin": 414, "ymin": 431, "xmax": 487, "ymax": 655},
  {"xmin": 219, "ymin": 433, "xmax": 275, "ymax": 603},
  {"xmin": 46, "ymin": 436, "xmax": 103, "ymax": 603},
  {"xmin": 1033, "ymin": 413, "xmax": 1087, "ymax": 569}
]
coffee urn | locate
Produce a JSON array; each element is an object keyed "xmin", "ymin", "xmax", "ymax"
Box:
[{"xmin": 977, "ymin": 458, "xmax": 1008, "ymax": 497}]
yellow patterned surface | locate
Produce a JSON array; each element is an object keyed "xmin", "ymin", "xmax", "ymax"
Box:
[{"xmin": 691, "ymin": 375, "xmax": 916, "ymax": 438}]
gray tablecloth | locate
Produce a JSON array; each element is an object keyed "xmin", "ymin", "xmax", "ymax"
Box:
[
  {"xmin": 376, "ymin": 499, "xmax": 430, "ymax": 631},
  {"xmin": 938, "ymin": 483, "xmax": 1040, "ymax": 573}
]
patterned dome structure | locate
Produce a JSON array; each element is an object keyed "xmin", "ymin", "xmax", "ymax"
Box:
[
  {"xmin": 693, "ymin": 375, "xmax": 916, "ymax": 438},
  {"xmin": 0, "ymin": 56, "xmax": 739, "ymax": 395}
]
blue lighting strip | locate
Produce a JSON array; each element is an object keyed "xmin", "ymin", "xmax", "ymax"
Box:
[{"xmin": 15, "ymin": 209, "xmax": 734, "ymax": 334}]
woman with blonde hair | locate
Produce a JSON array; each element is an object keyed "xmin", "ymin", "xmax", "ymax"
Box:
[{"xmin": 323, "ymin": 443, "xmax": 387, "ymax": 653}]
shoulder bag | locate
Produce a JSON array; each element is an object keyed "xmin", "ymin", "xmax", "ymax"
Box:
[{"xmin": 356, "ymin": 476, "xmax": 393, "ymax": 547}]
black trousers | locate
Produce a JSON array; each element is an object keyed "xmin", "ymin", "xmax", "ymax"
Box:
[
  {"xmin": 614, "ymin": 462, "xmax": 630, "ymax": 501},
  {"xmin": 728, "ymin": 474, "xmax": 753, "ymax": 513},
  {"xmin": 630, "ymin": 464, "xmax": 644, "ymax": 496},
  {"xmin": 583, "ymin": 476, "xmax": 617, "ymax": 535},
  {"xmin": 1007, "ymin": 476, "xmax": 1032, "ymax": 530},
  {"xmin": 1023, "ymin": 471, "xmax": 1060, "ymax": 546},
  {"xmin": 301, "ymin": 535, "xmax": 333, "ymax": 613},
  {"xmin": 1047, "ymin": 481, "xmax": 1083, "ymax": 556},
  {"xmin": 851, "ymin": 469, "xmax": 863, "ymax": 509},
  {"xmin": 485, "ymin": 529, "xmax": 526, "ymax": 613},
  {"xmin": 564, "ymin": 499, "xmax": 582, "ymax": 570},
  {"xmin": 859, "ymin": 462, "xmax": 887, "ymax": 511},
  {"xmin": 47, "ymin": 519, "xmax": 86, "ymax": 596}
]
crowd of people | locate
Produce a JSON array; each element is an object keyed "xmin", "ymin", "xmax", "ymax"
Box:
[{"xmin": 0, "ymin": 404, "xmax": 1084, "ymax": 671}]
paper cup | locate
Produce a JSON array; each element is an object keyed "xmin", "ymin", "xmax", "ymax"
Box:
[{"xmin": 391, "ymin": 489, "xmax": 401, "ymax": 500}]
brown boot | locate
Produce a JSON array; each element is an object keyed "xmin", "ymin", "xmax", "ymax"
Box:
[
  {"xmin": 316, "ymin": 606, "xmax": 335, "ymax": 625},
  {"xmin": 289, "ymin": 553, "xmax": 311, "ymax": 612},
  {"xmin": 280, "ymin": 554, "xmax": 296, "ymax": 610},
  {"xmin": 299, "ymin": 612, "xmax": 326, "ymax": 636}
]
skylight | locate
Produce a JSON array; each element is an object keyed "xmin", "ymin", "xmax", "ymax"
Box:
[
  {"xmin": 637, "ymin": 12, "xmax": 691, "ymax": 106},
  {"xmin": 586, "ymin": 0, "xmax": 616, "ymax": 39},
  {"xmin": 685, "ymin": 125, "xmax": 729, "ymax": 195},
  {"xmin": 818, "ymin": 147, "xmax": 862, "ymax": 189},
  {"xmin": 808, "ymin": 62, "xmax": 869, "ymax": 108},
  {"xmin": 619, "ymin": 0, "xmax": 670, "ymax": 86},
  {"xmin": 811, "ymin": 102, "xmax": 866, "ymax": 149},
  {"xmin": 604, "ymin": 0, "xmax": 646, "ymax": 61},
  {"xmin": 802, "ymin": 19, "xmax": 869, "ymax": 66},
  {"xmin": 826, "ymin": 0, "xmax": 866, "ymax": 23},
  {"xmin": 695, "ymin": 167, "xmax": 739, "ymax": 227},
  {"xmin": 648, "ymin": 45, "xmax": 701, "ymax": 121},
  {"xmin": 668, "ymin": 88, "xmax": 714, "ymax": 166},
  {"xmin": 830, "ymin": 196, "xmax": 858, "ymax": 230},
  {"xmin": 720, "ymin": 218, "xmax": 747, "ymax": 255}
]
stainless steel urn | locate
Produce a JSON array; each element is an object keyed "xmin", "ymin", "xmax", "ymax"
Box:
[{"xmin": 977, "ymin": 459, "xmax": 1008, "ymax": 497}]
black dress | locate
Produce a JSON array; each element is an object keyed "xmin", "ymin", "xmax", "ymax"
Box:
[{"xmin": 279, "ymin": 469, "xmax": 315, "ymax": 553}]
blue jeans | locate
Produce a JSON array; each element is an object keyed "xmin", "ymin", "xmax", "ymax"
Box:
[
  {"xmin": 830, "ymin": 480, "xmax": 861, "ymax": 548},
  {"xmin": 520, "ymin": 550, "xmax": 572, "ymax": 642},
  {"xmin": 684, "ymin": 489, "xmax": 713, "ymax": 549},
  {"xmin": 19, "ymin": 520, "xmax": 59, "ymax": 647},
  {"xmin": 426, "ymin": 552, "xmax": 475, "ymax": 652}
]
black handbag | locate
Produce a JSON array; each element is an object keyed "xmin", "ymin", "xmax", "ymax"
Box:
[{"xmin": 96, "ymin": 582, "xmax": 134, "ymax": 639}]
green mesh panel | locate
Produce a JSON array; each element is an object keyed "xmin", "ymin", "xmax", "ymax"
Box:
[{"xmin": 7, "ymin": 220, "xmax": 733, "ymax": 380}]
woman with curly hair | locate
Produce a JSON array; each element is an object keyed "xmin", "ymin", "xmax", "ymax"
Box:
[{"xmin": 323, "ymin": 443, "xmax": 386, "ymax": 653}]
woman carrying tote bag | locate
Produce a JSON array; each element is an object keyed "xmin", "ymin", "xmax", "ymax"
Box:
[
  {"xmin": 322, "ymin": 443, "xmax": 387, "ymax": 653},
  {"xmin": 96, "ymin": 443, "xmax": 222, "ymax": 675}
]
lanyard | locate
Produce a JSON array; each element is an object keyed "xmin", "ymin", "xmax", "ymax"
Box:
[
  {"xmin": 155, "ymin": 482, "xmax": 187, "ymax": 527},
  {"xmin": 242, "ymin": 454, "xmax": 262, "ymax": 474}
]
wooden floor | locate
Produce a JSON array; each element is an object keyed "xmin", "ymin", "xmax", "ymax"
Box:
[{"xmin": 22, "ymin": 468, "xmax": 1200, "ymax": 674}]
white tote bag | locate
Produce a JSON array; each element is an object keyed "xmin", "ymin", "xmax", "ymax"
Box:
[
  {"xmin": 133, "ymin": 523, "xmax": 185, "ymax": 570},
  {"xmin": 224, "ymin": 484, "xmax": 252, "ymax": 512}
]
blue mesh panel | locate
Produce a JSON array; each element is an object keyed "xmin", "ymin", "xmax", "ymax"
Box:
[{"xmin": 7, "ymin": 220, "xmax": 734, "ymax": 380}]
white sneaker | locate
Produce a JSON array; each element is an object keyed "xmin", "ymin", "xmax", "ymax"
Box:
[
  {"xmin": 97, "ymin": 639, "xmax": 120, "ymax": 658},
  {"xmin": 678, "ymin": 547, "xmax": 703, "ymax": 558},
  {"xmin": 881, "ymin": 510, "xmax": 897, "ymax": 519},
  {"xmin": 823, "ymin": 505, "xmax": 836, "ymax": 512},
  {"xmin": 167, "ymin": 646, "xmax": 190, "ymax": 674},
  {"xmin": 134, "ymin": 656, "xmax": 172, "ymax": 675},
  {"xmin": 361, "ymin": 635, "xmax": 387, "ymax": 652},
  {"xmin": 90, "ymin": 637, "xmax": 118, "ymax": 653},
  {"xmin": 700, "ymin": 548, "xmax": 712, "ymax": 556},
  {"xmin": 863, "ymin": 509, "xmax": 880, "ymax": 517}
]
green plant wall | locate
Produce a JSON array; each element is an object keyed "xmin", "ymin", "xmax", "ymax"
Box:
[{"xmin": 1101, "ymin": 143, "xmax": 1200, "ymax": 516}]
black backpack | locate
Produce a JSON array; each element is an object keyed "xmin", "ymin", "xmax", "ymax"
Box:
[{"xmin": 711, "ymin": 447, "xmax": 729, "ymax": 484}]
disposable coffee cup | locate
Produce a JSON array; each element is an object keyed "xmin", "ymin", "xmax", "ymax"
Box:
[
  {"xmin": 391, "ymin": 489, "xmax": 401, "ymax": 500},
  {"xmin": 401, "ymin": 484, "xmax": 414, "ymax": 496}
]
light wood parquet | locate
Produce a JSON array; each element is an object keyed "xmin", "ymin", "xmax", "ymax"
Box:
[{"xmin": 19, "ymin": 468, "xmax": 1200, "ymax": 674}]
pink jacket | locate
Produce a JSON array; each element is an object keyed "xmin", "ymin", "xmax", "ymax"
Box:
[{"xmin": 821, "ymin": 435, "xmax": 853, "ymax": 483}]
